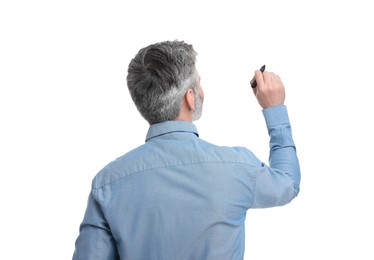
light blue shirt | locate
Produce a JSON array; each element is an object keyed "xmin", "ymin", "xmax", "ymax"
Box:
[{"xmin": 73, "ymin": 105, "xmax": 300, "ymax": 260}]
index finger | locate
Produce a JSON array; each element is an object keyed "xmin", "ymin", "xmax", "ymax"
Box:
[{"xmin": 253, "ymin": 70, "xmax": 265, "ymax": 88}]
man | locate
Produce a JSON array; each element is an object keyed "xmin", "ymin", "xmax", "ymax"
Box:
[{"xmin": 73, "ymin": 40, "xmax": 300, "ymax": 259}]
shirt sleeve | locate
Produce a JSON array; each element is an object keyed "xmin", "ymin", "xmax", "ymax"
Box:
[
  {"xmin": 72, "ymin": 189, "xmax": 119, "ymax": 260},
  {"xmin": 252, "ymin": 105, "xmax": 301, "ymax": 208}
]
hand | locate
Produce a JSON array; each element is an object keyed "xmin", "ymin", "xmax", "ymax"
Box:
[{"xmin": 251, "ymin": 70, "xmax": 285, "ymax": 109}]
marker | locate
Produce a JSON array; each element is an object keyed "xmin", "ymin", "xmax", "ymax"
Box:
[{"xmin": 251, "ymin": 65, "xmax": 266, "ymax": 88}]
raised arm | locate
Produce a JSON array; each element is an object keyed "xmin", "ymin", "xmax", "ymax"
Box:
[{"xmin": 251, "ymin": 69, "xmax": 301, "ymax": 208}]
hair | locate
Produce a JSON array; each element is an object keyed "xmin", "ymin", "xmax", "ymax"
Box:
[{"xmin": 126, "ymin": 40, "xmax": 198, "ymax": 125}]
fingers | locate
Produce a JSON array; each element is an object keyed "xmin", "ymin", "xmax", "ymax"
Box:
[
  {"xmin": 259, "ymin": 71, "xmax": 282, "ymax": 90},
  {"xmin": 251, "ymin": 69, "xmax": 281, "ymax": 90}
]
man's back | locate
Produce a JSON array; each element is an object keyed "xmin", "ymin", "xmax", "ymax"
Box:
[{"xmin": 73, "ymin": 113, "xmax": 299, "ymax": 259}]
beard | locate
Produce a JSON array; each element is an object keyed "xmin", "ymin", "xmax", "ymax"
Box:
[{"xmin": 192, "ymin": 90, "xmax": 204, "ymax": 121}]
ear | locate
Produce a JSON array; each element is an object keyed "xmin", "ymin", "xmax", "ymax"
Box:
[{"xmin": 185, "ymin": 88, "xmax": 195, "ymax": 111}]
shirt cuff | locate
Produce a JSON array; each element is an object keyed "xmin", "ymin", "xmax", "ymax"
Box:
[{"xmin": 262, "ymin": 105, "xmax": 290, "ymax": 128}]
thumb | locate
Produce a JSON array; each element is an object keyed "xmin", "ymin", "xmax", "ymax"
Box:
[{"xmin": 253, "ymin": 70, "xmax": 264, "ymax": 88}]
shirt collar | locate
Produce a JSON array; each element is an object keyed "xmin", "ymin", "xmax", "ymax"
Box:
[{"xmin": 145, "ymin": 121, "xmax": 199, "ymax": 142}]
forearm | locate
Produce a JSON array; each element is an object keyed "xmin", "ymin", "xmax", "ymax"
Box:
[{"xmin": 263, "ymin": 105, "xmax": 301, "ymax": 194}]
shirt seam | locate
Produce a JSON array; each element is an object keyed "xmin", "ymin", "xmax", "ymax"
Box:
[
  {"xmin": 93, "ymin": 160, "xmax": 256, "ymax": 190},
  {"xmin": 251, "ymin": 166, "xmax": 260, "ymax": 208}
]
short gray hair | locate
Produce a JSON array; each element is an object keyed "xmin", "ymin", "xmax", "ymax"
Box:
[{"xmin": 127, "ymin": 40, "xmax": 198, "ymax": 125}]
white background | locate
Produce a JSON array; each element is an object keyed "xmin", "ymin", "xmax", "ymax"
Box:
[{"xmin": 1, "ymin": 0, "xmax": 373, "ymax": 259}]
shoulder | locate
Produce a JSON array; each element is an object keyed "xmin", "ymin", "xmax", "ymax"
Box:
[{"xmin": 92, "ymin": 144, "xmax": 150, "ymax": 189}]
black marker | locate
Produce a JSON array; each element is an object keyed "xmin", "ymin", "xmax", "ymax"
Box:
[{"xmin": 251, "ymin": 65, "xmax": 266, "ymax": 88}]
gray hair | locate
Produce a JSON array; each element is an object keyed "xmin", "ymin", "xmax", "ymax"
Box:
[{"xmin": 126, "ymin": 40, "xmax": 198, "ymax": 125}]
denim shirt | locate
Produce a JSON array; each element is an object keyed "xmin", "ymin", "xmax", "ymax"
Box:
[{"xmin": 73, "ymin": 105, "xmax": 300, "ymax": 260}]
